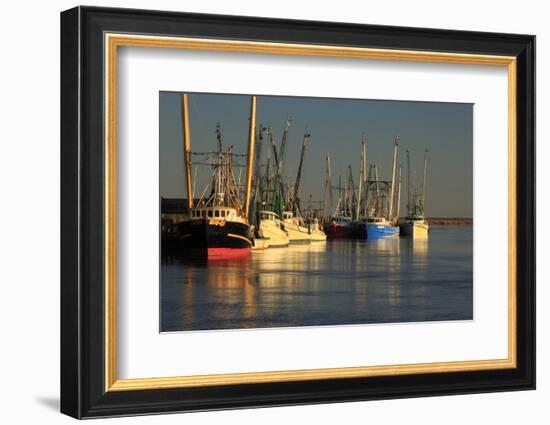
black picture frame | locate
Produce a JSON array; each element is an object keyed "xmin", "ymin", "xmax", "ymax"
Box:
[{"xmin": 61, "ymin": 5, "xmax": 535, "ymax": 419}]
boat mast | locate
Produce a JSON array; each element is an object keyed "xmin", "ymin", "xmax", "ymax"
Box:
[
  {"xmin": 180, "ymin": 93, "xmax": 194, "ymax": 209},
  {"xmin": 215, "ymin": 124, "xmax": 223, "ymax": 205},
  {"xmin": 373, "ymin": 164, "xmax": 380, "ymax": 216},
  {"xmin": 267, "ymin": 116, "xmax": 291, "ymax": 217},
  {"xmin": 277, "ymin": 115, "xmax": 292, "ymax": 177},
  {"xmin": 251, "ymin": 125, "xmax": 267, "ymax": 222},
  {"xmin": 347, "ymin": 165, "xmax": 355, "ymax": 218},
  {"xmin": 388, "ymin": 135, "xmax": 399, "ymax": 221},
  {"xmin": 364, "ymin": 164, "xmax": 373, "ymax": 218},
  {"xmin": 356, "ymin": 137, "xmax": 366, "ymax": 221},
  {"xmin": 244, "ymin": 96, "xmax": 257, "ymax": 220},
  {"xmin": 269, "ymin": 127, "xmax": 279, "ymax": 170},
  {"xmin": 322, "ymin": 152, "xmax": 332, "ymax": 222},
  {"xmin": 406, "ymin": 149, "xmax": 411, "ymax": 217},
  {"xmin": 291, "ymin": 129, "xmax": 311, "ymax": 214},
  {"xmin": 396, "ymin": 164, "xmax": 402, "ymax": 220},
  {"xmin": 421, "ymin": 149, "xmax": 428, "ymax": 215},
  {"xmin": 336, "ymin": 174, "xmax": 342, "ymax": 216}
]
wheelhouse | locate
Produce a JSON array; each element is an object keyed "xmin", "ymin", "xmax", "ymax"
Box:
[{"xmin": 190, "ymin": 207, "xmax": 238, "ymax": 219}]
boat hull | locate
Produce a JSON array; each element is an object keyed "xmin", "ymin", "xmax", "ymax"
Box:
[
  {"xmin": 358, "ymin": 222, "xmax": 400, "ymax": 239},
  {"xmin": 163, "ymin": 218, "xmax": 252, "ymax": 259},
  {"xmin": 310, "ymin": 230, "xmax": 327, "ymax": 242},
  {"xmin": 399, "ymin": 221, "xmax": 429, "ymax": 238},
  {"xmin": 252, "ymin": 237, "xmax": 270, "ymax": 250},
  {"xmin": 284, "ymin": 222, "xmax": 311, "ymax": 244},
  {"xmin": 324, "ymin": 223, "xmax": 357, "ymax": 239}
]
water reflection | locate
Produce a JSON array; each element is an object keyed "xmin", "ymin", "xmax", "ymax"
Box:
[{"xmin": 161, "ymin": 226, "xmax": 473, "ymax": 331}]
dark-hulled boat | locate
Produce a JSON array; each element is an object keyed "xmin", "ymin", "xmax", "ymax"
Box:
[
  {"xmin": 324, "ymin": 215, "xmax": 357, "ymax": 238},
  {"xmin": 162, "ymin": 93, "xmax": 257, "ymax": 260},
  {"xmin": 167, "ymin": 207, "xmax": 252, "ymax": 259}
]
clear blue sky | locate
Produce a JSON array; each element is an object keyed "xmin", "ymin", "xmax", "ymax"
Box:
[{"xmin": 160, "ymin": 92, "xmax": 473, "ymax": 218}]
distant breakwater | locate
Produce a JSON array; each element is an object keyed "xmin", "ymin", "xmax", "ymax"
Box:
[{"xmin": 425, "ymin": 218, "xmax": 473, "ymax": 225}]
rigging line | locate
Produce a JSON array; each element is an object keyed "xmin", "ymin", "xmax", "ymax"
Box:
[{"xmin": 196, "ymin": 167, "xmax": 217, "ymax": 206}]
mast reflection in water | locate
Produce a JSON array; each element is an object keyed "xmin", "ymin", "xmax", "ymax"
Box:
[{"xmin": 161, "ymin": 226, "xmax": 473, "ymax": 332}]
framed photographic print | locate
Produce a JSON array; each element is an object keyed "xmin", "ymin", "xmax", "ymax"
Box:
[{"xmin": 60, "ymin": 6, "xmax": 535, "ymax": 419}]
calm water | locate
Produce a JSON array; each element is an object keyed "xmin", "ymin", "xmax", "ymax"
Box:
[{"xmin": 161, "ymin": 225, "xmax": 473, "ymax": 332}]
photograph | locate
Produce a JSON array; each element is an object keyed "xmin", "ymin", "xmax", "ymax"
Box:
[{"xmin": 160, "ymin": 92, "xmax": 473, "ymax": 332}]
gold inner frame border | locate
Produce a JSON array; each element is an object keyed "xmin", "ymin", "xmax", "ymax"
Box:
[{"xmin": 104, "ymin": 33, "xmax": 517, "ymax": 392}]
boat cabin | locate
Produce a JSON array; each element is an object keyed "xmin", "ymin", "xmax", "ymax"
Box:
[
  {"xmin": 190, "ymin": 207, "xmax": 238, "ymax": 219},
  {"xmin": 259, "ymin": 211, "xmax": 281, "ymax": 221},
  {"xmin": 333, "ymin": 215, "xmax": 352, "ymax": 224},
  {"xmin": 366, "ymin": 217, "xmax": 387, "ymax": 224}
]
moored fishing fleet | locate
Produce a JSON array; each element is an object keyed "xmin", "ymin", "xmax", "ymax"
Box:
[{"xmin": 162, "ymin": 93, "xmax": 430, "ymax": 260}]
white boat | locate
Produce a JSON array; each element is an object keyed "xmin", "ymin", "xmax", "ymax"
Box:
[
  {"xmin": 400, "ymin": 215, "xmax": 429, "ymax": 238},
  {"xmin": 251, "ymin": 236, "xmax": 270, "ymax": 250},
  {"xmin": 259, "ymin": 211, "xmax": 289, "ymax": 248},
  {"xmin": 308, "ymin": 218, "xmax": 327, "ymax": 241},
  {"xmin": 401, "ymin": 149, "xmax": 430, "ymax": 238},
  {"xmin": 283, "ymin": 211, "xmax": 311, "ymax": 244}
]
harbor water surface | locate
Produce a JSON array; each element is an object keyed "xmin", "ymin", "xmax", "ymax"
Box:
[{"xmin": 161, "ymin": 225, "xmax": 473, "ymax": 332}]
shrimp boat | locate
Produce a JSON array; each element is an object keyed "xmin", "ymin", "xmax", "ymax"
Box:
[
  {"xmin": 324, "ymin": 164, "xmax": 359, "ymax": 239},
  {"xmin": 164, "ymin": 94, "xmax": 257, "ymax": 259},
  {"xmin": 173, "ymin": 206, "xmax": 253, "ymax": 258},
  {"xmin": 258, "ymin": 211, "xmax": 289, "ymax": 248},
  {"xmin": 360, "ymin": 217, "xmax": 400, "ymax": 239},
  {"xmin": 357, "ymin": 136, "xmax": 401, "ymax": 239},
  {"xmin": 283, "ymin": 211, "xmax": 311, "ymax": 244},
  {"xmin": 400, "ymin": 215, "xmax": 429, "ymax": 237},
  {"xmin": 308, "ymin": 217, "xmax": 327, "ymax": 241},
  {"xmin": 400, "ymin": 149, "xmax": 429, "ymax": 238},
  {"xmin": 324, "ymin": 215, "xmax": 357, "ymax": 238},
  {"xmin": 249, "ymin": 119, "xmax": 291, "ymax": 249},
  {"xmin": 281, "ymin": 128, "xmax": 320, "ymax": 244}
]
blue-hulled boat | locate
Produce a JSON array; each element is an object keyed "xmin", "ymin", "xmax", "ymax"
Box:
[
  {"xmin": 358, "ymin": 217, "xmax": 400, "ymax": 239},
  {"xmin": 356, "ymin": 136, "xmax": 401, "ymax": 240}
]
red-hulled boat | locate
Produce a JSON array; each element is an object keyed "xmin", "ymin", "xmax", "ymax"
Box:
[{"xmin": 324, "ymin": 215, "xmax": 358, "ymax": 238}]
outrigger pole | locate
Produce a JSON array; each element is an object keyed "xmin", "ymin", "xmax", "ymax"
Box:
[
  {"xmin": 180, "ymin": 93, "xmax": 194, "ymax": 209},
  {"xmin": 292, "ymin": 129, "xmax": 311, "ymax": 214},
  {"xmin": 244, "ymin": 95, "xmax": 257, "ymax": 220}
]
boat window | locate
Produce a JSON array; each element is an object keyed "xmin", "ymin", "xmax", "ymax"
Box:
[
  {"xmin": 201, "ymin": 210, "xmax": 206, "ymax": 217},
  {"xmin": 215, "ymin": 210, "xmax": 220, "ymax": 217},
  {"xmin": 208, "ymin": 210, "xmax": 213, "ymax": 217},
  {"xmin": 221, "ymin": 210, "xmax": 225, "ymax": 217}
]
